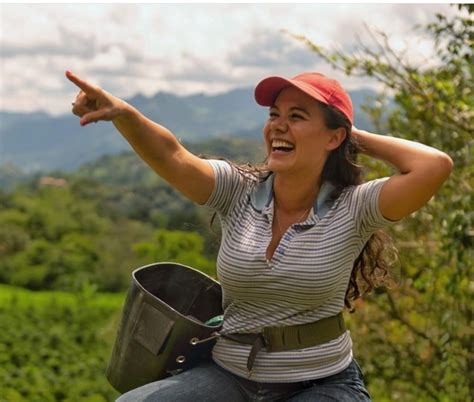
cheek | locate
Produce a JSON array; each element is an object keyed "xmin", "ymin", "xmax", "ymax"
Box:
[
  {"xmin": 263, "ymin": 122, "xmax": 272, "ymax": 143},
  {"xmin": 298, "ymin": 136, "xmax": 326, "ymax": 159},
  {"xmin": 263, "ymin": 121, "xmax": 271, "ymax": 135}
]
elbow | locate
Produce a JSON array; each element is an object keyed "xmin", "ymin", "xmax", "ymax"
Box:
[
  {"xmin": 440, "ymin": 152, "xmax": 454, "ymax": 176},
  {"xmin": 433, "ymin": 152, "xmax": 454, "ymax": 184}
]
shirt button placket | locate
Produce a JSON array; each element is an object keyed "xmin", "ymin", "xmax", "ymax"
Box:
[{"xmin": 277, "ymin": 232, "xmax": 291, "ymax": 256}]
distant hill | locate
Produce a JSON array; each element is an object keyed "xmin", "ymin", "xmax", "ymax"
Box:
[
  {"xmin": 73, "ymin": 137, "xmax": 266, "ymax": 189},
  {"xmin": 0, "ymin": 136, "xmax": 265, "ymax": 191},
  {"xmin": 0, "ymin": 87, "xmax": 379, "ymax": 173}
]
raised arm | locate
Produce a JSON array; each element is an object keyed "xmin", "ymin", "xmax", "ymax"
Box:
[
  {"xmin": 352, "ymin": 127, "xmax": 453, "ymax": 221},
  {"xmin": 66, "ymin": 71, "xmax": 214, "ymax": 204}
]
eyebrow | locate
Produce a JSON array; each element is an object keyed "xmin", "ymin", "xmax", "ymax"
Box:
[{"xmin": 269, "ymin": 105, "xmax": 311, "ymax": 116}]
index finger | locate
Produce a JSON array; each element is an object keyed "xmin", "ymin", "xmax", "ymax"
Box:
[{"xmin": 65, "ymin": 70, "xmax": 100, "ymax": 96}]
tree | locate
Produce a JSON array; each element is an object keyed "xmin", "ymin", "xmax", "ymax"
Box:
[
  {"xmin": 133, "ymin": 229, "xmax": 216, "ymax": 277},
  {"xmin": 291, "ymin": 5, "xmax": 472, "ymax": 401},
  {"xmin": 0, "ymin": 183, "xmax": 155, "ymax": 292}
]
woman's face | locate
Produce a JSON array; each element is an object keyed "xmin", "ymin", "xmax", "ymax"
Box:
[{"xmin": 263, "ymin": 86, "xmax": 341, "ymax": 178}]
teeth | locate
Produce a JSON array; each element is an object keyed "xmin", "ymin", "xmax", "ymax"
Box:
[{"xmin": 272, "ymin": 140, "xmax": 294, "ymax": 149}]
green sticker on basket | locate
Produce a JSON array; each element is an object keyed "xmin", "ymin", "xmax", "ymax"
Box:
[{"xmin": 204, "ymin": 315, "xmax": 223, "ymax": 327}]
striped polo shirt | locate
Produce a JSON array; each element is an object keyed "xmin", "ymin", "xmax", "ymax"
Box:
[{"xmin": 204, "ymin": 159, "xmax": 394, "ymax": 382}]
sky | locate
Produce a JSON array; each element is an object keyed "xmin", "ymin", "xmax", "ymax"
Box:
[{"xmin": 0, "ymin": 3, "xmax": 460, "ymax": 116}]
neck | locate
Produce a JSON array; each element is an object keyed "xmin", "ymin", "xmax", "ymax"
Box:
[{"xmin": 273, "ymin": 170, "xmax": 322, "ymax": 214}]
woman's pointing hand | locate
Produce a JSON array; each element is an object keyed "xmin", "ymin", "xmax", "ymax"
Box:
[{"xmin": 66, "ymin": 70, "xmax": 127, "ymax": 126}]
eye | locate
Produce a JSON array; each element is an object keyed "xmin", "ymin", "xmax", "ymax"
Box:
[
  {"xmin": 289, "ymin": 113, "xmax": 304, "ymax": 120},
  {"xmin": 268, "ymin": 111, "xmax": 279, "ymax": 119}
]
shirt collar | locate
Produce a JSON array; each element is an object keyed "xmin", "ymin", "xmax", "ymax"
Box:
[{"xmin": 250, "ymin": 173, "xmax": 336, "ymax": 220}]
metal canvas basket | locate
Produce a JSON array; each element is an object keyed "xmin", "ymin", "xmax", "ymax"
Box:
[{"xmin": 106, "ymin": 262, "xmax": 223, "ymax": 393}]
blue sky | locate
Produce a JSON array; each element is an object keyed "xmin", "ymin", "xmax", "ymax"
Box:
[{"xmin": 0, "ymin": 3, "xmax": 459, "ymax": 116}]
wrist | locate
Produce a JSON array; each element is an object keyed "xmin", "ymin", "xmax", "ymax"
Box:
[
  {"xmin": 113, "ymin": 101, "xmax": 138, "ymax": 125},
  {"xmin": 352, "ymin": 127, "xmax": 370, "ymax": 138},
  {"xmin": 352, "ymin": 127, "xmax": 370, "ymax": 154}
]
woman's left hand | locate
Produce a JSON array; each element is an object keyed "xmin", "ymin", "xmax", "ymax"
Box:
[{"xmin": 351, "ymin": 127, "xmax": 453, "ymax": 221}]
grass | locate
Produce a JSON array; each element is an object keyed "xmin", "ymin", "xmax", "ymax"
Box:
[{"xmin": 0, "ymin": 284, "xmax": 126, "ymax": 309}]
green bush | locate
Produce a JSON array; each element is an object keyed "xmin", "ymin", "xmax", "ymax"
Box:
[
  {"xmin": 133, "ymin": 228, "xmax": 216, "ymax": 277},
  {"xmin": 0, "ymin": 285, "xmax": 123, "ymax": 402},
  {"xmin": 292, "ymin": 5, "xmax": 472, "ymax": 400}
]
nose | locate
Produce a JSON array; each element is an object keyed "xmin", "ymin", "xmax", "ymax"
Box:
[{"xmin": 270, "ymin": 116, "xmax": 288, "ymax": 133}]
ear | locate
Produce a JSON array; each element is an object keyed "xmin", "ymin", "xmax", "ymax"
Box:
[{"xmin": 325, "ymin": 127, "xmax": 346, "ymax": 151}]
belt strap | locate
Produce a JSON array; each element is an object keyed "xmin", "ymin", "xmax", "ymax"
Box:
[{"xmin": 222, "ymin": 313, "xmax": 346, "ymax": 373}]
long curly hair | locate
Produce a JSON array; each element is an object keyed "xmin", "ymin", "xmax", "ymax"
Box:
[{"xmin": 318, "ymin": 103, "xmax": 399, "ymax": 312}]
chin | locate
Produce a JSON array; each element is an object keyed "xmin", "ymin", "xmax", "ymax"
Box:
[{"xmin": 266, "ymin": 159, "xmax": 289, "ymax": 173}]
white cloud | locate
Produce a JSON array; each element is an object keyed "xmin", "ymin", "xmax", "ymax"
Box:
[
  {"xmin": 0, "ymin": 3, "xmax": 459, "ymax": 116},
  {"xmin": 88, "ymin": 46, "xmax": 127, "ymax": 72}
]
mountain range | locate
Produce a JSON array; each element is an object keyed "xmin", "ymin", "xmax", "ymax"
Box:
[{"xmin": 0, "ymin": 87, "xmax": 379, "ymax": 173}]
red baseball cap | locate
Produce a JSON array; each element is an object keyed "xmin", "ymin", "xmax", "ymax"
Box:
[{"xmin": 254, "ymin": 72, "xmax": 353, "ymax": 125}]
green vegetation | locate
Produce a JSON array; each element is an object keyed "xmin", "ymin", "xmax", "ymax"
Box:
[
  {"xmin": 0, "ymin": 181, "xmax": 151, "ymax": 292},
  {"xmin": 0, "ymin": 284, "xmax": 122, "ymax": 402},
  {"xmin": 0, "ymin": 137, "xmax": 251, "ymax": 401},
  {"xmin": 292, "ymin": 4, "xmax": 473, "ymax": 401},
  {"xmin": 0, "ymin": 152, "xmax": 224, "ymax": 293}
]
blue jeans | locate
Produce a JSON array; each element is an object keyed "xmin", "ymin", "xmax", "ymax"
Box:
[{"xmin": 116, "ymin": 359, "xmax": 372, "ymax": 401}]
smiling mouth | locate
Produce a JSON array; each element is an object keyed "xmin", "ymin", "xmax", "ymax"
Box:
[{"xmin": 271, "ymin": 139, "xmax": 295, "ymax": 153}]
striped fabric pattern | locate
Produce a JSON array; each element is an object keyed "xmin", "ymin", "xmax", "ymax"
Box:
[{"xmin": 204, "ymin": 159, "xmax": 394, "ymax": 383}]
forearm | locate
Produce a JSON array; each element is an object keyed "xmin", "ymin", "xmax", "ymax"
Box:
[
  {"xmin": 353, "ymin": 128, "xmax": 453, "ymax": 178},
  {"xmin": 353, "ymin": 128, "xmax": 453, "ymax": 220},
  {"xmin": 112, "ymin": 102, "xmax": 184, "ymax": 176},
  {"xmin": 110, "ymin": 102, "xmax": 214, "ymax": 204},
  {"xmin": 66, "ymin": 70, "xmax": 215, "ymax": 203}
]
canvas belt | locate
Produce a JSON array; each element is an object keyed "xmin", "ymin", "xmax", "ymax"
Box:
[{"xmin": 221, "ymin": 312, "xmax": 346, "ymax": 373}]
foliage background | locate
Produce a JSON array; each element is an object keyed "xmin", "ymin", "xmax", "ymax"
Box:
[
  {"xmin": 291, "ymin": 5, "xmax": 472, "ymax": 400},
  {"xmin": 0, "ymin": 5, "xmax": 472, "ymax": 401}
]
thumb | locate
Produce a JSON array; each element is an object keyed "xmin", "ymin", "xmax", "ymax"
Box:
[{"xmin": 80, "ymin": 109, "xmax": 110, "ymax": 126}]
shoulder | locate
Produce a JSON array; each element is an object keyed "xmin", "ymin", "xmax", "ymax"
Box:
[
  {"xmin": 335, "ymin": 177, "xmax": 391, "ymax": 219},
  {"xmin": 204, "ymin": 159, "xmax": 264, "ymax": 214},
  {"xmin": 206, "ymin": 159, "xmax": 262, "ymax": 183},
  {"xmin": 343, "ymin": 177, "xmax": 398, "ymax": 228},
  {"xmin": 343, "ymin": 177, "xmax": 390, "ymax": 201}
]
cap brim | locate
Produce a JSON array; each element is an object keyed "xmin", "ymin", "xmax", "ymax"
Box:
[{"xmin": 254, "ymin": 76, "xmax": 328, "ymax": 107}]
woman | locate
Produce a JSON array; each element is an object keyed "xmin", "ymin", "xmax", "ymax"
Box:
[{"xmin": 67, "ymin": 71, "xmax": 453, "ymax": 401}]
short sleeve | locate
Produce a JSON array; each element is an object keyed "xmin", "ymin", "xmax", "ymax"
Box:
[
  {"xmin": 349, "ymin": 177, "xmax": 398, "ymax": 234},
  {"xmin": 204, "ymin": 160, "xmax": 250, "ymax": 217}
]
